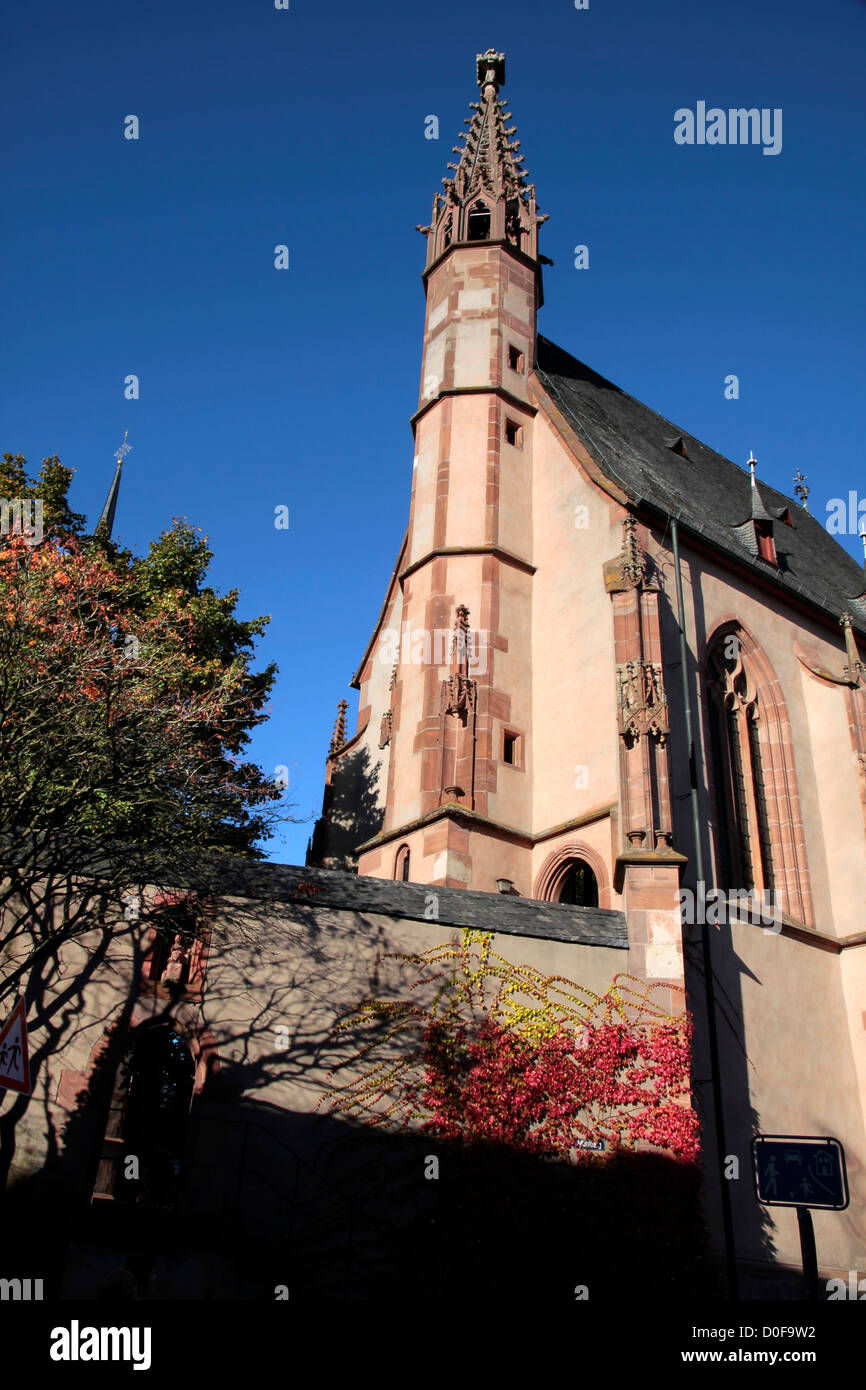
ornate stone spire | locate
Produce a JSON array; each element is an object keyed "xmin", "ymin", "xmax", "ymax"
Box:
[
  {"xmin": 621, "ymin": 516, "xmax": 646, "ymax": 588},
  {"xmin": 328, "ymin": 699, "xmax": 348, "ymax": 756},
  {"xmin": 419, "ymin": 49, "xmax": 548, "ymax": 269}
]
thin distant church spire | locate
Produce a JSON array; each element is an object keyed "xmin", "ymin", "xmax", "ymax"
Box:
[{"xmin": 96, "ymin": 431, "xmax": 131, "ymax": 539}]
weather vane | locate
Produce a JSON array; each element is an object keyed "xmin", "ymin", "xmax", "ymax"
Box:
[
  {"xmin": 114, "ymin": 430, "xmax": 131, "ymax": 464},
  {"xmin": 793, "ymin": 468, "xmax": 809, "ymax": 512}
]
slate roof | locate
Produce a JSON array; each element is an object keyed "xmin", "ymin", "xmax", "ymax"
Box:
[
  {"xmin": 191, "ymin": 858, "xmax": 628, "ymax": 950},
  {"xmin": 536, "ymin": 336, "xmax": 866, "ymax": 636}
]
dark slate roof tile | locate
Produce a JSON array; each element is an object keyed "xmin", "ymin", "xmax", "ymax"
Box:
[
  {"xmin": 191, "ymin": 858, "xmax": 628, "ymax": 950},
  {"xmin": 536, "ymin": 336, "xmax": 866, "ymax": 635}
]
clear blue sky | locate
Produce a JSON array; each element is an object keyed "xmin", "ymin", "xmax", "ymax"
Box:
[{"xmin": 3, "ymin": 0, "xmax": 864, "ymax": 864}]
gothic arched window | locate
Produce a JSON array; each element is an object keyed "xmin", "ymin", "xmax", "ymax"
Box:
[
  {"xmin": 556, "ymin": 859, "xmax": 599, "ymax": 908},
  {"xmin": 394, "ymin": 845, "xmax": 410, "ymax": 882},
  {"xmin": 467, "ymin": 200, "xmax": 491, "ymax": 242},
  {"xmin": 706, "ymin": 637, "xmax": 775, "ymax": 895}
]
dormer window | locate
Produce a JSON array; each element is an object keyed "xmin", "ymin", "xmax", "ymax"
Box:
[
  {"xmin": 755, "ymin": 521, "xmax": 778, "ymax": 565},
  {"xmin": 467, "ymin": 202, "xmax": 491, "ymax": 242}
]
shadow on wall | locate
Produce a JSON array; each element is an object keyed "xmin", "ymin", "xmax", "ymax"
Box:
[
  {"xmin": 0, "ymin": 889, "xmax": 771, "ymax": 1302},
  {"xmin": 4, "ymin": 915, "xmax": 720, "ymax": 1303},
  {"xmin": 657, "ymin": 570, "xmax": 777, "ymax": 1282},
  {"xmin": 11, "ymin": 1098, "xmax": 716, "ymax": 1303},
  {"xmin": 308, "ymin": 744, "xmax": 384, "ymax": 870}
]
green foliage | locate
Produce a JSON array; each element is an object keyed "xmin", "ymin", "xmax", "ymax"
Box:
[
  {"xmin": 0, "ymin": 455, "xmax": 283, "ymax": 859},
  {"xmin": 0, "ymin": 452, "xmax": 86, "ymax": 538}
]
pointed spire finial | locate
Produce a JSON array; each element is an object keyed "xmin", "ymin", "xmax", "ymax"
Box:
[
  {"xmin": 328, "ymin": 699, "xmax": 349, "ymax": 756},
  {"xmin": 747, "ymin": 452, "xmax": 757, "ymax": 486},
  {"xmin": 621, "ymin": 516, "xmax": 645, "ymax": 587},
  {"xmin": 114, "ymin": 429, "xmax": 131, "ymax": 465},
  {"xmin": 476, "ymin": 48, "xmax": 506, "ymax": 96}
]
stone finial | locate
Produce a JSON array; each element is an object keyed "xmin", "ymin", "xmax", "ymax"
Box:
[
  {"xmin": 621, "ymin": 516, "xmax": 645, "ymax": 588},
  {"xmin": 328, "ymin": 699, "xmax": 349, "ymax": 756},
  {"xmin": 476, "ymin": 48, "xmax": 506, "ymax": 94}
]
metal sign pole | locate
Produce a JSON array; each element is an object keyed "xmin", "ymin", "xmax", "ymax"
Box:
[{"xmin": 796, "ymin": 1206, "xmax": 820, "ymax": 1301}]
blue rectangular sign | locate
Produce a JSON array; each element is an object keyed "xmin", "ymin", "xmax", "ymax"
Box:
[{"xmin": 752, "ymin": 1135, "xmax": 848, "ymax": 1210}]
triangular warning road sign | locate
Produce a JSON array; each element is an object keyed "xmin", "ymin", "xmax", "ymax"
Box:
[{"xmin": 0, "ymin": 999, "xmax": 31, "ymax": 1094}]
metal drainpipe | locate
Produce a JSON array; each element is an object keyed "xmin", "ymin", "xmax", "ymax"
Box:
[{"xmin": 670, "ymin": 516, "xmax": 738, "ymax": 1300}]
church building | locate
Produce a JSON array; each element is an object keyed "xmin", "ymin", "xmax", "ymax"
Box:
[
  {"xmin": 4, "ymin": 48, "xmax": 866, "ymax": 1303},
  {"xmin": 308, "ymin": 47, "xmax": 866, "ymax": 1287}
]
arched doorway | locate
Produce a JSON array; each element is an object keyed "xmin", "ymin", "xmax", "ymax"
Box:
[{"xmin": 116, "ymin": 1024, "xmax": 195, "ymax": 1205}]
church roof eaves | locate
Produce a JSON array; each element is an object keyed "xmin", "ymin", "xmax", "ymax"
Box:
[
  {"xmin": 535, "ymin": 335, "xmax": 866, "ymax": 638},
  {"xmin": 184, "ymin": 859, "xmax": 628, "ymax": 950}
]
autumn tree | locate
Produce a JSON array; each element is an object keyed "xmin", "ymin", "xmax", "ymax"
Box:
[{"xmin": 0, "ymin": 455, "xmax": 287, "ymax": 1009}]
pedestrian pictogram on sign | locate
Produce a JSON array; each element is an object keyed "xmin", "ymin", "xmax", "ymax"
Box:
[
  {"xmin": 752, "ymin": 1135, "xmax": 848, "ymax": 1210},
  {"xmin": 0, "ymin": 999, "xmax": 31, "ymax": 1094}
]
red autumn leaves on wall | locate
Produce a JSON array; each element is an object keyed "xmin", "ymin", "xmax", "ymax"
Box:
[
  {"xmin": 326, "ymin": 930, "xmax": 699, "ymax": 1165},
  {"xmin": 420, "ymin": 1014, "xmax": 698, "ymax": 1162}
]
